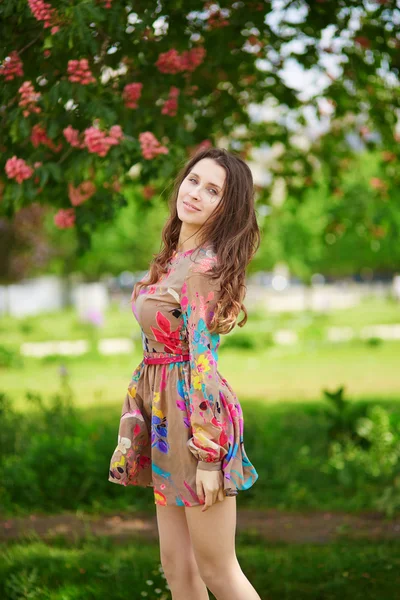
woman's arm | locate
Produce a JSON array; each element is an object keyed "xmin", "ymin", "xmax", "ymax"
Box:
[{"xmin": 180, "ymin": 266, "xmax": 228, "ymax": 471}]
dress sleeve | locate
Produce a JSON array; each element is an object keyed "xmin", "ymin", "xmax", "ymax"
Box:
[{"xmin": 180, "ymin": 266, "xmax": 228, "ymax": 472}]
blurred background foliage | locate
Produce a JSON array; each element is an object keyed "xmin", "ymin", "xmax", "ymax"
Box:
[
  {"xmin": 1, "ymin": 0, "xmax": 399, "ymax": 256},
  {"xmin": 1, "ymin": 149, "xmax": 399, "ymax": 283}
]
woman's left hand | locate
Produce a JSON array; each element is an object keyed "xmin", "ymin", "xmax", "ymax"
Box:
[{"xmin": 196, "ymin": 469, "xmax": 225, "ymax": 512}]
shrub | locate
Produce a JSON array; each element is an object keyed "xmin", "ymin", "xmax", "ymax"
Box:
[
  {"xmin": 0, "ymin": 345, "xmax": 23, "ymax": 369},
  {"xmin": 221, "ymin": 330, "xmax": 274, "ymax": 351},
  {"xmin": 322, "ymin": 385, "xmax": 369, "ymax": 444},
  {"xmin": 323, "ymin": 405, "xmax": 400, "ymax": 515}
]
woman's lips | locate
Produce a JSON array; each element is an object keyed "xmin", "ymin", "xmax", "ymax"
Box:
[{"xmin": 183, "ymin": 201, "xmax": 201, "ymax": 212}]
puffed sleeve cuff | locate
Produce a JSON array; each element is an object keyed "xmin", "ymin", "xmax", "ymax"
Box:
[{"xmin": 197, "ymin": 460, "xmax": 223, "ymax": 471}]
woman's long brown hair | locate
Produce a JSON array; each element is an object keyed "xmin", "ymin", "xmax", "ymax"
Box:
[{"xmin": 131, "ymin": 146, "xmax": 260, "ymax": 334}]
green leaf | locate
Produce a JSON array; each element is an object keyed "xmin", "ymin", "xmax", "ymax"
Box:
[
  {"xmin": 43, "ymin": 37, "xmax": 53, "ymax": 49},
  {"xmin": 46, "ymin": 163, "xmax": 63, "ymax": 182}
]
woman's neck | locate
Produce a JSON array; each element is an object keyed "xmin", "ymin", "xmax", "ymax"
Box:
[{"xmin": 177, "ymin": 228, "xmax": 203, "ymax": 252}]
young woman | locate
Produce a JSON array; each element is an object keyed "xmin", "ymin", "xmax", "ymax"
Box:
[{"xmin": 108, "ymin": 146, "xmax": 262, "ymax": 600}]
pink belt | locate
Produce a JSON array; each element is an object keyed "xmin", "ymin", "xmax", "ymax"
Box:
[{"xmin": 143, "ymin": 351, "xmax": 190, "ymax": 365}]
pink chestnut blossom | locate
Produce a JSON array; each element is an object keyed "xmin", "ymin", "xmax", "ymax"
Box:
[
  {"xmin": 84, "ymin": 125, "xmax": 123, "ymax": 157},
  {"xmin": 63, "ymin": 125, "xmax": 85, "ymax": 148},
  {"xmin": 155, "ymin": 49, "xmax": 182, "ymax": 74},
  {"xmin": 67, "ymin": 59, "xmax": 96, "ymax": 85},
  {"xmin": 156, "ymin": 47, "xmax": 206, "ymax": 74},
  {"xmin": 0, "ymin": 51, "xmax": 24, "ymax": 81},
  {"xmin": 84, "ymin": 127, "xmax": 111, "ymax": 157},
  {"xmin": 139, "ymin": 132, "xmax": 169, "ymax": 160},
  {"xmin": 143, "ymin": 184, "xmax": 156, "ymax": 200},
  {"xmin": 180, "ymin": 47, "xmax": 206, "ymax": 72},
  {"xmin": 68, "ymin": 181, "xmax": 96, "ymax": 206},
  {"xmin": 5, "ymin": 156, "xmax": 34, "ymax": 184},
  {"xmin": 54, "ymin": 208, "xmax": 76, "ymax": 229},
  {"xmin": 196, "ymin": 139, "xmax": 213, "ymax": 152},
  {"xmin": 109, "ymin": 125, "xmax": 123, "ymax": 141},
  {"xmin": 123, "ymin": 82, "xmax": 143, "ymax": 109},
  {"xmin": 28, "ymin": 0, "xmax": 59, "ymax": 34},
  {"xmin": 18, "ymin": 81, "xmax": 42, "ymax": 117},
  {"xmin": 31, "ymin": 124, "xmax": 62, "ymax": 152},
  {"xmin": 103, "ymin": 178, "xmax": 121, "ymax": 192},
  {"xmin": 63, "ymin": 123, "xmax": 123, "ymax": 156},
  {"xmin": 161, "ymin": 86, "xmax": 180, "ymax": 116},
  {"xmin": 31, "ymin": 125, "xmax": 48, "ymax": 146},
  {"xmin": 370, "ymin": 177, "xmax": 388, "ymax": 192},
  {"xmin": 381, "ymin": 151, "xmax": 396, "ymax": 162}
]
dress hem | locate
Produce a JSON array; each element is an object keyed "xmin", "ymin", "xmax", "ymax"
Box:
[{"xmin": 108, "ymin": 473, "xmax": 239, "ymax": 505}]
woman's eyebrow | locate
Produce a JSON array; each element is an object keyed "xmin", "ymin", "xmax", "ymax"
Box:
[{"xmin": 189, "ymin": 172, "xmax": 222, "ymax": 190}]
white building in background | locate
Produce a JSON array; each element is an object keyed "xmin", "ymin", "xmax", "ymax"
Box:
[
  {"xmin": 0, "ymin": 275, "xmax": 109, "ymax": 320},
  {"xmin": 393, "ymin": 274, "xmax": 400, "ymax": 301},
  {"xmin": 71, "ymin": 282, "xmax": 109, "ymax": 322},
  {"xmin": 0, "ymin": 275, "xmax": 65, "ymax": 318},
  {"xmin": 0, "ymin": 271, "xmax": 398, "ymax": 320}
]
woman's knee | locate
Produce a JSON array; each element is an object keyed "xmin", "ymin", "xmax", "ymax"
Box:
[
  {"xmin": 160, "ymin": 547, "xmax": 200, "ymax": 582},
  {"xmin": 196, "ymin": 554, "xmax": 239, "ymax": 586},
  {"xmin": 184, "ymin": 497, "xmax": 238, "ymax": 583},
  {"xmin": 156, "ymin": 505, "xmax": 200, "ymax": 582}
]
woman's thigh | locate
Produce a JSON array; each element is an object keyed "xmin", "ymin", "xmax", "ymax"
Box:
[
  {"xmin": 155, "ymin": 504, "xmax": 199, "ymax": 576},
  {"xmin": 184, "ymin": 496, "xmax": 237, "ymax": 571}
]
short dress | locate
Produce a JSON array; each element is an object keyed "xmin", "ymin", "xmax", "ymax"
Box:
[{"xmin": 108, "ymin": 242, "xmax": 259, "ymax": 507}]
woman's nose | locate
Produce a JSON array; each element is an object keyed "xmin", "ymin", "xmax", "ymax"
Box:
[{"xmin": 189, "ymin": 186, "xmax": 201, "ymax": 198}]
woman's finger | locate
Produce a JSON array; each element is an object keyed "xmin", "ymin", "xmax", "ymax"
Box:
[
  {"xmin": 196, "ymin": 480, "xmax": 205, "ymax": 504},
  {"xmin": 202, "ymin": 490, "xmax": 212, "ymax": 512}
]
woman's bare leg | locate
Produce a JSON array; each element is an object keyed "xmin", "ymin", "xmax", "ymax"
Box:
[
  {"xmin": 155, "ymin": 504, "xmax": 209, "ymax": 600},
  {"xmin": 184, "ymin": 496, "xmax": 262, "ymax": 600}
]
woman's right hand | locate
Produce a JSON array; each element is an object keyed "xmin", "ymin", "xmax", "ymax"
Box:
[{"xmin": 196, "ymin": 469, "xmax": 225, "ymax": 511}]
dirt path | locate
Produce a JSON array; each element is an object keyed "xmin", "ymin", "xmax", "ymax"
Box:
[{"xmin": 2, "ymin": 509, "xmax": 400, "ymax": 545}]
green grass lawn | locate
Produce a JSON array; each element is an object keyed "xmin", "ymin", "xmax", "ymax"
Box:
[
  {"xmin": 2, "ymin": 340, "xmax": 399, "ymax": 412},
  {"xmin": 1, "ymin": 534, "xmax": 399, "ymax": 600},
  {"xmin": 1, "ymin": 295, "xmax": 399, "ymax": 410},
  {"xmin": 1, "ymin": 296, "xmax": 399, "ymax": 518}
]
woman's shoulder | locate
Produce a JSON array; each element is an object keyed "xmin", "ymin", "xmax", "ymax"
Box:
[{"xmin": 187, "ymin": 243, "xmax": 218, "ymax": 276}]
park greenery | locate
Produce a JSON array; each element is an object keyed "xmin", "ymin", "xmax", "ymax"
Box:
[
  {"xmin": 1, "ymin": 536, "xmax": 399, "ymax": 599},
  {"xmin": 1, "ymin": 148, "xmax": 400, "ymax": 283},
  {"xmin": 1, "ymin": 294, "xmax": 400, "ymax": 519},
  {"xmin": 1, "ymin": 295, "xmax": 400, "ymax": 597},
  {"xmin": 1, "ymin": 0, "xmax": 399, "ymax": 260},
  {"xmin": 1, "ymin": 2, "xmax": 400, "ymax": 597}
]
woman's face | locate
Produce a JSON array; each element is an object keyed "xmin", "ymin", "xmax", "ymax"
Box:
[{"xmin": 177, "ymin": 157, "xmax": 226, "ymax": 226}]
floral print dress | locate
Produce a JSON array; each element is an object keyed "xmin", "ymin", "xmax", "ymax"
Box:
[{"xmin": 108, "ymin": 242, "xmax": 259, "ymax": 507}]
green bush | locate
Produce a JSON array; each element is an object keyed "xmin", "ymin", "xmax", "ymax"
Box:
[
  {"xmin": 1, "ymin": 379, "xmax": 400, "ymax": 517},
  {"xmin": 0, "ymin": 381, "xmax": 150, "ymax": 515},
  {"xmin": 18, "ymin": 320, "xmax": 35, "ymax": 335},
  {"xmin": 222, "ymin": 331, "xmax": 255, "ymax": 350},
  {"xmin": 322, "ymin": 385, "xmax": 370, "ymax": 444},
  {"xmin": 221, "ymin": 329, "xmax": 273, "ymax": 351},
  {"xmin": 366, "ymin": 336, "xmax": 382, "ymax": 347},
  {"xmin": 0, "ymin": 345, "xmax": 23, "ymax": 369},
  {"xmin": 0, "ymin": 392, "xmax": 20, "ymax": 460},
  {"xmin": 323, "ymin": 405, "xmax": 400, "ymax": 515}
]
